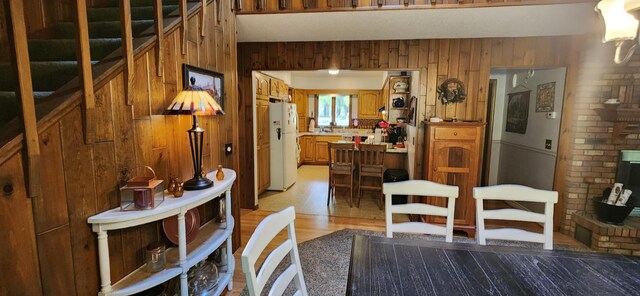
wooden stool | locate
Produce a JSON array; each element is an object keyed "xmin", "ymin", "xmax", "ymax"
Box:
[
  {"xmin": 357, "ymin": 144, "xmax": 386, "ymax": 209},
  {"xmin": 328, "ymin": 142, "xmax": 356, "ymax": 207}
]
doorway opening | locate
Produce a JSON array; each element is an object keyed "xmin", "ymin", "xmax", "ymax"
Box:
[
  {"xmin": 252, "ymin": 70, "xmax": 420, "ymax": 221},
  {"xmin": 483, "ymin": 67, "xmax": 567, "ymax": 213}
]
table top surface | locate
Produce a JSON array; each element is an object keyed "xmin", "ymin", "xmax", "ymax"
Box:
[{"xmin": 347, "ymin": 235, "xmax": 640, "ymax": 296}]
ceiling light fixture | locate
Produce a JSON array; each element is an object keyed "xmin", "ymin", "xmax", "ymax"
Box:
[
  {"xmin": 595, "ymin": 0, "xmax": 640, "ymax": 63},
  {"xmin": 328, "ymin": 69, "xmax": 340, "ymax": 75}
]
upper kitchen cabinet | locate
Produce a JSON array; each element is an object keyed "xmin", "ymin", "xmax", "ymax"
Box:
[
  {"xmin": 293, "ymin": 89, "xmax": 308, "ymax": 132},
  {"xmin": 357, "ymin": 90, "xmax": 381, "ymax": 119},
  {"xmin": 256, "ymin": 73, "xmax": 270, "ymax": 97}
]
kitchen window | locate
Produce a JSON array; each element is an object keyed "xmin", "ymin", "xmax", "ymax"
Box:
[{"xmin": 316, "ymin": 94, "xmax": 351, "ymax": 127}]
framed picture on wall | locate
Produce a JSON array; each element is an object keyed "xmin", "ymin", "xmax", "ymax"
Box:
[
  {"xmin": 505, "ymin": 90, "xmax": 530, "ymax": 134},
  {"xmin": 536, "ymin": 82, "xmax": 555, "ymax": 112},
  {"xmin": 182, "ymin": 64, "xmax": 224, "ymax": 113}
]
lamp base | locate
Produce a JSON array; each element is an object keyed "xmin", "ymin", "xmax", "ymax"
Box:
[{"xmin": 183, "ymin": 176, "xmax": 214, "ymax": 191}]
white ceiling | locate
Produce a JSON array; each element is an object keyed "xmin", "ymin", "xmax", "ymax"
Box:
[{"xmin": 237, "ymin": 3, "xmax": 598, "ymax": 42}]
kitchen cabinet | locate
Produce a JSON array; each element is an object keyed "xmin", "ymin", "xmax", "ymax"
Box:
[
  {"xmin": 298, "ymin": 115, "xmax": 307, "ymax": 132},
  {"xmin": 87, "ymin": 170, "xmax": 236, "ymax": 296},
  {"xmin": 357, "ymin": 90, "xmax": 381, "ymax": 119},
  {"xmin": 293, "ymin": 89, "xmax": 307, "ymax": 116},
  {"xmin": 270, "ymin": 79, "xmax": 278, "ymax": 97},
  {"xmin": 256, "ymin": 73, "xmax": 270, "ymax": 97},
  {"xmin": 422, "ymin": 122, "xmax": 485, "ymax": 237},
  {"xmin": 256, "ymin": 98, "xmax": 270, "ymax": 194},
  {"xmin": 315, "ymin": 141, "xmax": 329, "ymax": 163},
  {"xmin": 302, "ymin": 136, "xmax": 314, "ymax": 162},
  {"xmin": 258, "ymin": 143, "xmax": 271, "ymax": 193}
]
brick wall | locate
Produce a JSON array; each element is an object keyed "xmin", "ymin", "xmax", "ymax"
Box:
[
  {"xmin": 572, "ymin": 214, "xmax": 640, "ymax": 256},
  {"xmin": 561, "ymin": 39, "xmax": 640, "ymax": 233}
]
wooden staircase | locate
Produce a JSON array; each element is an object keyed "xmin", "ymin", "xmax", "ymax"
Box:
[{"xmin": 0, "ymin": 0, "xmax": 189, "ymax": 127}]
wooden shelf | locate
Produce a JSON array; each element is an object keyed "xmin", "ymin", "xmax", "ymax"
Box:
[{"xmin": 594, "ymin": 108, "xmax": 640, "ymax": 138}]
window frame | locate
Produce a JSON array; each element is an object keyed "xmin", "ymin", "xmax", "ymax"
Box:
[{"xmin": 314, "ymin": 94, "xmax": 352, "ymax": 127}]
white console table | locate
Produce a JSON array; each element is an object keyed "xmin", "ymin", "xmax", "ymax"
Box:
[{"xmin": 88, "ymin": 169, "xmax": 236, "ymax": 296}]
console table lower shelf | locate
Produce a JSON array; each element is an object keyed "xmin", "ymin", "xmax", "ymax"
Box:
[{"xmin": 101, "ymin": 217, "xmax": 235, "ymax": 296}]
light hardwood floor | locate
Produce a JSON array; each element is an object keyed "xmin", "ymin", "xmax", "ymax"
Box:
[{"xmin": 258, "ymin": 165, "xmax": 397, "ymax": 220}]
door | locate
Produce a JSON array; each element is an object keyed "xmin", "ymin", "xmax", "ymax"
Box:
[{"xmin": 429, "ymin": 141, "xmax": 478, "ymax": 226}]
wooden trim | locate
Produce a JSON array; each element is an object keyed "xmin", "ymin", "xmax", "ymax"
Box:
[
  {"xmin": 237, "ymin": 0, "xmax": 592, "ymax": 14},
  {"xmin": 305, "ymin": 89, "xmax": 361, "ymax": 95},
  {"xmin": 121, "ymin": 0, "xmax": 134, "ymax": 105},
  {"xmin": 154, "ymin": 0, "xmax": 164, "ymax": 76},
  {"xmin": 481, "ymin": 79, "xmax": 497, "ymax": 186},
  {"xmin": 75, "ymin": 0, "xmax": 96, "ymax": 144},
  {"xmin": 6, "ymin": 0, "xmax": 41, "ymax": 197},
  {"xmin": 180, "ymin": 0, "xmax": 187, "ymax": 54}
]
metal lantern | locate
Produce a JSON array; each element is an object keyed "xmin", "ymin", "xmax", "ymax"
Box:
[{"xmin": 119, "ymin": 166, "xmax": 165, "ymax": 211}]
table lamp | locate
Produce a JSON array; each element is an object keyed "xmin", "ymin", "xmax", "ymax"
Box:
[{"xmin": 164, "ymin": 77, "xmax": 224, "ymax": 190}]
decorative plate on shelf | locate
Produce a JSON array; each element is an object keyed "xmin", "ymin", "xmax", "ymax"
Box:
[{"xmin": 162, "ymin": 208, "xmax": 201, "ymax": 245}]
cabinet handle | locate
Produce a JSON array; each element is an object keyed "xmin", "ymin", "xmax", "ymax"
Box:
[
  {"xmin": 3, "ymin": 183, "xmax": 13, "ymax": 195},
  {"xmin": 453, "ymin": 132, "xmax": 458, "ymax": 136},
  {"xmin": 433, "ymin": 168, "xmax": 437, "ymax": 172}
]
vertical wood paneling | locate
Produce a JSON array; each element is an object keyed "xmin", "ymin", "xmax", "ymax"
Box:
[
  {"xmin": 33, "ymin": 124, "xmax": 69, "ymax": 233},
  {"xmin": 60, "ymin": 107, "xmax": 98, "ymax": 295},
  {"xmin": 36, "ymin": 226, "xmax": 75, "ymax": 296},
  {"xmin": 1, "ymin": 1, "xmax": 240, "ymax": 294},
  {"xmin": 0, "ymin": 153, "xmax": 42, "ymax": 296}
]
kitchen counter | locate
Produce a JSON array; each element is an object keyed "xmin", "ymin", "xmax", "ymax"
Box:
[{"xmin": 330, "ymin": 141, "xmax": 408, "ymax": 154}]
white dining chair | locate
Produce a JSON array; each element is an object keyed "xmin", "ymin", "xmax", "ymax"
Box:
[
  {"xmin": 241, "ymin": 206, "xmax": 308, "ymax": 296},
  {"xmin": 383, "ymin": 180, "xmax": 459, "ymax": 242},
  {"xmin": 473, "ymin": 184, "xmax": 558, "ymax": 250}
]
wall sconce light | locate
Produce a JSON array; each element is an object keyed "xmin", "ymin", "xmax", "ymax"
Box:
[
  {"xmin": 378, "ymin": 106, "xmax": 386, "ymax": 114},
  {"xmin": 595, "ymin": 0, "xmax": 640, "ymax": 63}
]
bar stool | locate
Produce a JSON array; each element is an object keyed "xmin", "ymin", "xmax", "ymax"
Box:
[
  {"xmin": 328, "ymin": 142, "xmax": 356, "ymax": 207},
  {"xmin": 357, "ymin": 144, "xmax": 386, "ymax": 209}
]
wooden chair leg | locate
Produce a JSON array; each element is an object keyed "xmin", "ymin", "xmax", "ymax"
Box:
[
  {"xmin": 357, "ymin": 174, "xmax": 362, "ymax": 208},
  {"xmin": 348, "ymin": 173, "xmax": 353, "ymax": 208},
  {"xmin": 327, "ymin": 174, "xmax": 332, "ymax": 206}
]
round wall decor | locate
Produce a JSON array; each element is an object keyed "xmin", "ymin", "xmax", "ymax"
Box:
[{"xmin": 437, "ymin": 78, "xmax": 467, "ymax": 104}]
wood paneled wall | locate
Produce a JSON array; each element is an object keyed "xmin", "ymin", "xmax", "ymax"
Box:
[
  {"xmin": 0, "ymin": 0, "xmax": 239, "ymax": 294},
  {"xmin": 237, "ymin": 0, "xmax": 589, "ymax": 14},
  {"xmin": 237, "ymin": 36, "xmax": 582, "ymax": 228}
]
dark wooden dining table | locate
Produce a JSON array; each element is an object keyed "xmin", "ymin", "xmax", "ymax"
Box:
[{"xmin": 347, "ymin": 235, "xmax": 640, "ymax": 296}]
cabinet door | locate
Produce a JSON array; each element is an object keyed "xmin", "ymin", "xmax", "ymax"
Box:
[
  {"xmin": 0, "ymin": 154, "xmax": 42, "ymax": 295},
  {"xmin": 428, "ymin": 140, "xmax": 478, "ymax": 226},
  {"xmin": 302, "ymin": 137, "xmax": 314, "ymax": 162},
  {"xmin": 257, "ymin": 100, "xmax": 270, "ymax": 146},
  {"xmin": 258, "ymin": 144, "xmax": 271, "ymax": 193},
  {"xmin": 293, "ymin": 89, "xmax": 307, "ymax": 116},
  {"xmin": 270, "ymin": 79, "xmax": 278, "ymax": 97},
  {"xmin": 357, "ymin": 90, "xmax": 380, "ymax": 119},
  {"xmin": 315, "ymin": 141, "xmax": 329, "ymax": 163},
  {"xmin": 298, "ymin": 115, "xmax": 307, "ymax": 132},
  {"xmin": 257, "ymin": 75, "xmax": 269, "ymax": 96}
]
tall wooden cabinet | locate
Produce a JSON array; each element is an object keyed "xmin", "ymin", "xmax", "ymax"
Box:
[
  {"xmin": 256, "ymin": 99, "xmax": 270, "ymax": 194},
  {"xmin": 422, "ymin": 122, "xmax": 485, "ymax": 237}
]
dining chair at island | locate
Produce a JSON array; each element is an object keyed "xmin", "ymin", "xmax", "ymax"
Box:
[
  {"xmin": 241, "ymin": 206, "xmax": 308, "ymax": 296},
  {"xmin": 357, "ymin": 144, "xmax": 387, "ymax": 209},
  {"xmin": 383, "ymin": 180, "xmax": 459, "ymax": 242},
  {"xmin": 474, "ymin": 184, "xmax": 558, "ymax": 250},
  {"xmin": 328, "ymin": 142, "xmax": 357, "ymax": 207}
]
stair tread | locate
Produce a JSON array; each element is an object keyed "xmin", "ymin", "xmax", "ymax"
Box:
[{"xmin": 87, "ymin": 5, "xmax": 179, "ymax": 22}]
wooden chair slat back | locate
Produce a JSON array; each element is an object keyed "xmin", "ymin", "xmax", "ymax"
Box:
[
  {"xmin": 359, "ymin": 144, "xmax": 386, "ymax": 168},
  {"xmin": 329, "ymin": 142, "xmax": 355, "ymax": 166}
]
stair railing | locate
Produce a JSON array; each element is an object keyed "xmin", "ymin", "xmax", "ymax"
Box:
[
  {"xmin": 120, "ymin": 0, "xmax": 135, "ymax": 106},
  {"xmin": 74, "ymin": 0, "xmax": 96, "ymax": 144},
  {"xmin": 3, "ymin": 0, "xmax": 40, "ymax": 197}
]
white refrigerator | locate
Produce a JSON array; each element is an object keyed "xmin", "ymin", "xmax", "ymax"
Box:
[{"xmin": 268, "ymin": 102, "xmax": 298, "ymax": 191}]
